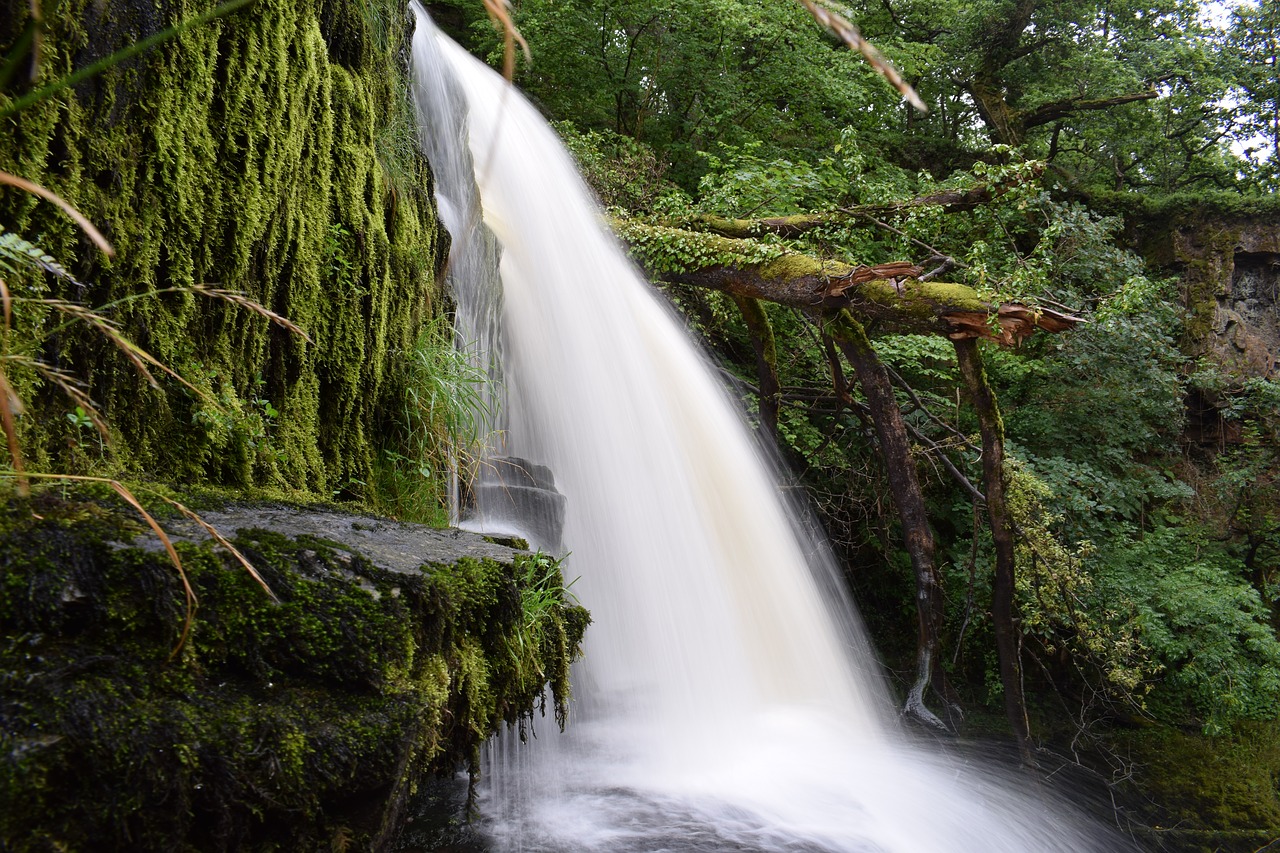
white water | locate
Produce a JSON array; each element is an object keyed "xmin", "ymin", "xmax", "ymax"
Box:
[{"xmin": 410, "ymin": 9, "xmax": 1123, "ymax": 851}]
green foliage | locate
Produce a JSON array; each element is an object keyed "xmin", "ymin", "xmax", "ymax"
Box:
[
  {"xmin": 1006, "ymin": 460, "xmax": 1160, "ymax": 708},
  {"xmin": 1227, "ymin": 0, "xmax": 1280, "ymax": 190},
  {"xmin": 555, "ymin": 121, "xmax": 692, "ymax": 215},
  {"xmin": 503, "ymin": 0, "xmax": 887, "ymax": 187},
  {"xmin": 1097, "ymin": 525, "xmax": 1280, "ymax": 733},
  {"xmin": 368, "ymin": 316, "xmax": 497, "ymax": 526},
  {"xmin": 692, "ymin": 130, "xmax": 920, "ymax": 227},
  {"xmin": 511, "ymin": 552, "xmax": 586, "ymax": 728},
  {"xmin": 992, "ymin": 272, "xmax": 1189, "ymax": 536},
  {"xmin": 696, "ymin": 141, "xmax": 850, "ymax": 217},
  {"xmin": 0, "ymin": 228, "xmax": 82, "ymax": 286}
]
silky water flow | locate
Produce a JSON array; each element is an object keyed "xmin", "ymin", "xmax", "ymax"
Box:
[{"xmin": 410, "ymin": 8, "xmax": 1126, "ymax": 851}]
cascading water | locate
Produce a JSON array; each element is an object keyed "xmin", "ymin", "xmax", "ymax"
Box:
[{"xmin": 410, "ymin": 8, "xmax": 1126, "ymax": 851}]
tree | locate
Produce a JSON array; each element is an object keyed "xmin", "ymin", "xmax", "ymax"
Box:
[
  {"xmin": 614, "ymin": 183, "xmax": 1081, "ymax": 738},
  {"xmin": 849, "ymin": 0, "xmax": 1247, "ymax": 191},
  {"xmin": 1231, "ymin": 0, "xmax": 1280, "ymax": 188},
  {"xmin": 501, "ymin": 0, "xmax": 889, "ymax": 186}
]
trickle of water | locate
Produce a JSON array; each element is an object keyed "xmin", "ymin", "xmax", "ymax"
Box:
[{"xmin": 409, "ymin": 7, "xmax": 1129, "ymax": 851}]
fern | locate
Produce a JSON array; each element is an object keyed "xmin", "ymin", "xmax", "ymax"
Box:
[{"xmin": 0, "ymin": 229, "xmax": 85, "ymax": 287}]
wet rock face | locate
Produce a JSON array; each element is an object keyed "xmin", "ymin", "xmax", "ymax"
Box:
[
  {"xmin": 463, "ymin": 456, "xmax": 569, "ymax": 553},
  {"xmin": 1220, "ymin": 250, "xmax": 1280, "ymax": 377},
  {"xmin": 1170, "ymin": 218, "xmax": 1280, "ymax": 379},
  {"xmin": 156, "ymin": 502, "xmax": 527, "ymax": 574}
]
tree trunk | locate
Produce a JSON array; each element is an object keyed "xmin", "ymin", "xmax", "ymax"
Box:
[
  {"xmin": 732, "ymin": 295, "xmax": 781, "ymax": 443},
  {"xmin": 829, "ymin": 310, "xmax": 948, "ymax": 730},
  {"xmin": 954, "ymin": 337, "xmax": 1033, "ymax": 764}
]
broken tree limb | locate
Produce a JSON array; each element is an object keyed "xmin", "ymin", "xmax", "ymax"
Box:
[{"xmin": 613, "ymin": 218, "xmax": 1083, "ymax": 344}]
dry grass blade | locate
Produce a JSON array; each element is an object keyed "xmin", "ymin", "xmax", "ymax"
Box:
[
  {"xmin": 34, "ymin": 297, "xmax": 216, "ymax": 403},
  {"xmin": 191, "ymin": 284, "xmax": 313, "ymax": 344},
  {"xmin": 12, "ymin": 356, "xmax": 111, "ymax": 441},
  {"xmin": 1, "ymin": 277, "xmax": 12, "ymax": 334},
  {"xmin": 106, "ymin": 481, "xmax": 196, "ymax": 660},
  {"xmin": 159, "ymin": 495, "xmax": 278, "ymax": 601},
  {"xmin": 0, "ymin": 170, "xmax": 115, "ymax": 257},
  {"xmin": 482, "ymin": 0, "xmax": 530, "ymax": 81},
  {"xmin": 0, "ymin": 369, "xmax": 28, "ymax": 496},
  {"xmin": 35, "ymin": 298, "xmax": 158, "ymax": 387},
  {"xmin": 795, "ymin": 0, "xmax": 927, "ymax": 113}
]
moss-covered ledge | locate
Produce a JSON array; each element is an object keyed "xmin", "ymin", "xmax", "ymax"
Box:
[{"xmin": 0, "ymin": 492, "xmax": 588, "ymax": 851}]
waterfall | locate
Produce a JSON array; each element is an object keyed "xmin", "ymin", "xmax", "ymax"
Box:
[{"xmin": 409, "ymin": 7, "xmax": 1124, "ymax": 851}]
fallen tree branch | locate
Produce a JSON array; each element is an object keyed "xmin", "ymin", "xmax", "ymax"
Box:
[{"xmin": 615, "ymin": 218, "xmax": 1083, "ymax": 344}]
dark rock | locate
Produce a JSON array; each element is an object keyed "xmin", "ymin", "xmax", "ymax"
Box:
[{"xmin": 462, "ymin": 456, "xmax": 569, "ymax": 553}]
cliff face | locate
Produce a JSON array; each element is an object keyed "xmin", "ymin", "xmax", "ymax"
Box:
[
  {"xmin": 0, "ymin": 0, "xmax": 442, "ymax": 493},
  {"xmin": 1156, "ymin": 216, "xmax": 1280, "ymax": 380}
]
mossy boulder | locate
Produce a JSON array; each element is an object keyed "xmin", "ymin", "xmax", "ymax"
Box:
[{"xmin": 0, "ymin": 491, "xmax": 588, "ymax": 851}]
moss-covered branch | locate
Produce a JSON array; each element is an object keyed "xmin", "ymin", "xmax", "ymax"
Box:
[{"xmin": 612, "ymin": 218, "xmax": 1082, "ymax": 344}]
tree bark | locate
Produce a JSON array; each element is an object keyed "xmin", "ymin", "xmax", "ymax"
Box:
[
  {"xmin": 829, "ymin": 310, "xmax": 948, "ymax": 730},
  {"xmin": 732, "ymin": 295, "xmax": 781, "ymax": 443},
  {"xmin": 954, "ymin": 337, "xmax": 1033, "ymax": 763},
  {"xmin": 614, "ymin": 219, "xmax": 1083, "ymax": 343}
]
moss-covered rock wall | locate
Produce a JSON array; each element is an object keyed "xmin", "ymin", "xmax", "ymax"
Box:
[
  {"xmin": 0, "ymin": 492, "xmax": 588, "ymax": 850},
  {"xmin": 0, "ymin": 0, "xmax": 441, "ymax": 493}
]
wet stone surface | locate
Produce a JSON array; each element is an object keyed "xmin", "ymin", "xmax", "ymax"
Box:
[{"xmin": 152, "ymin": 502, "xmax": 528, "ymax": 572}]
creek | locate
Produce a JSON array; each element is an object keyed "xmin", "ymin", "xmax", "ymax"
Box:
[{"xmin": 409, "ymin": 7, "xmax": 1126, "ymax": 850}]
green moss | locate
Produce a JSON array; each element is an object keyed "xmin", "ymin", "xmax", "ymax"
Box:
[
  {"xmin": 1087, "ymin": 188, "xmax": 1280, "ymax": 222},
  {"xmin": 1115, "ymin": 721, "xmax": 1280, "ymax": 852},
  {"xmin": 0, "ymin": 0, "xmax": 440, "ymax": 498},
  {"xmin": 0, "ymin": 492, "xmax": 587, "ymax": 850},
  {"xmin": 755, "ymin": 251, "xmax": 844, "ymax": 281},
  {"xmin": 610, "ymin": 217, "xmax": 784, "ymax": 274},
  {"xmin": 1171, "ymin": 224, "xmax": 1238, "ymax": 353}
]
